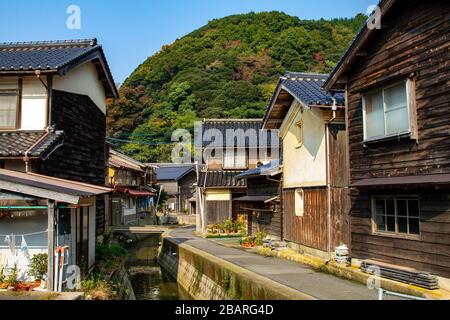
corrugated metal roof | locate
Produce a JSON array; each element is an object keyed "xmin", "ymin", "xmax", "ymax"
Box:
[
  {"xmin": 156, "ymin": 165, "xmax": 195, "ymax": 181},
  {"xmin": 0, "ymin": 169, "xmax": 111, "ymax": 204},
  {"xmin": 235, "ymin": 160, "xmax": 282, "ymax": 180},
  {"xmin": 198, "ymin": 170, "xmax": 246, "ymax": 188},
  {"xmin": 0, "ymin": 130, "xmax": 64, "ymax": 158}
]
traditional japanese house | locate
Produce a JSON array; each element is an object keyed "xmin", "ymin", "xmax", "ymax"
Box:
[
  {"xmin": 152, "ymin": 164, "xmax": 196, "ymax": 213},
  {"xmin": 0, "ymin": 39, "xmax": 118, "ymax": 235},
  {"xmin": 324, "ymin": 0, "xmax": 450, "ymax": 277},
  {"xmin": 196, "ymin": 119, "xmax": 279, "ymax": 233},
  {"xmin": 235, "ymin": 160, "xmax": 283, "ymax": 239},
  {"xmin": 0, "ymin": 169, "xmax": 110, "ymax": 291},
  {"xmin": 107, "ymin": 149, "xmax": 157, "ymax": 226},
  {"xmin": 0, "ymin": 38, "xmax": 117, "ymax": 291},
  {"xmin": 262, "ymin": 72, "xmax": 348, "ymax": 258}
]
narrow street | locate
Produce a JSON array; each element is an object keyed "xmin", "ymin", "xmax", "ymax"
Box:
[{"xmin": 169, "ymin": 227, "xmax": 402, "ymax": 300}]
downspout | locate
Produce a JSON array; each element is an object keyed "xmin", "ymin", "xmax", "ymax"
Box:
[
  {"xmin": 23, "ymin": 127, "xmax": 50, "ymax": 173},
  {"xmin": 326, "ymin": 98, "xmax": 338, "ymax": 261}
]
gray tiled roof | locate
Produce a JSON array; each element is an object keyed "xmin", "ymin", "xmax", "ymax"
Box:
[
  {"xmin": 156, "ymin": 165, "xmax": 195, "ymax": 181},
  {"xmin": 280, "ymin": 72, "xmax": 345, "ymax": 106},
  {"xmin": 0, "ymin": 39, "xmax": 98, "ymax": 72},
  {"xmin": 0, "ymin": 130, "xmax": 64, "ymax": 158},
  {"xmin": 197, "ymin": 119, "xmax": 278, "ymax": 148},
  {"xmin": 198, "ymin": 170, "xmax": 247, "ymax": 188},
  {"xmin": 0, "ymin": 39, "xmax": 118, "ymax": 98}
]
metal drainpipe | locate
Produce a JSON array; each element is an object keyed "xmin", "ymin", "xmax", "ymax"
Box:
[
  {"xmin": 23, "ymin": 127, "xmax": 50, "ymax": 173},
  {"xmin": 326, "ymin": 98, "xmax": 338, "ymax": 261}
]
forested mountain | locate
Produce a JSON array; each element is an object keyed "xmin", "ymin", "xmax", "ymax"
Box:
[{"xmin": 107, "ymin": 11, "xmax": 366, "ymax": 162}]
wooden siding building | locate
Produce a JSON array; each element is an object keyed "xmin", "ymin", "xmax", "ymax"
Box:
[
  {"xmin": 324, "ymin": 0, "xmax": 450, "ymax": 277},
  {"xmin": 263, "ymin": 72, "xmax": 349, "ymax": 258},
  {"xmin": 107, "ymin": 149, "xmax": 157, "ymax": 225},
  {"xmin": 0, "ymin": 39, "xmax": 117, "ymax": 236},
  {"xmin": 235, "ymin": 161, "xmax": 283, "ymax": 239},
  {"xmin": 196, "ymin": 119, "xmax": 279, "ymax": 233}
]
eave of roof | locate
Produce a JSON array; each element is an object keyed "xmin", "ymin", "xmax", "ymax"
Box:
[
  {"xmin": 262, "ymin": 72, "xmax": 344, "ymax": 130},
  {"xmin": 0, "ymin": 169, "xmax": 111, "ymax": 204},
  {"xmin": 0, "ymin": 38, "xmax": 118, "ymax": 98},
  {"xmin": 323, "ymin": 0, "xmax": 396, "ymax": 91}
]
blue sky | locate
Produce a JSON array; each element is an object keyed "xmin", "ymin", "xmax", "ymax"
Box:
[{"xmin": 0, "ymin": 0, "xmax": 374, "ymax": 83}]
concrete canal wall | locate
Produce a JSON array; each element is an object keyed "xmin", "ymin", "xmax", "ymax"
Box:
[{"xmin": 158, "ymin": 233, "xmax": 314, "ymax": 300}]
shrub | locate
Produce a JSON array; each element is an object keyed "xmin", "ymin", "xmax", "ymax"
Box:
[{"xmin": 28, "ymin": 253, "xmax": 48, "ymax": 280}]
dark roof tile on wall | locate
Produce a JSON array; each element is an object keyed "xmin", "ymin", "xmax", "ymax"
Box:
[
  {"xmin": 0, "ymin": 130, "xmax": 64, "ymax": 158},
  {"xmin": 198, "ymin": 170, "xmax": 247, "ymax": 188}
]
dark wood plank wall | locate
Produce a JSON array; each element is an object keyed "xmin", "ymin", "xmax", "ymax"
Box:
[
  {"xmin": 328, "ymin": 123, "xmax": 350, "ymax": 248},
  {"xmin": 283, "ymin": 188, "xmax": 328, "ymax": 251},
  {"xmin": 205, "ymin": 200, "xmax": 231, "ymax": 226},
  {"xmin": 178, "ymin": 171, "xmax": 197, "ymax": 212},
  {"xmin": 351, "ymin": 188, "xmax": 450, "ymax": 277},
  {"xmin": 39, "ymin": 90, "xmax": 107, "ymax": 234},
  {"xmin": 241, "ymin": 177, "xmax": 282, "ymax": 238},
  {"xmin": 346, "ymin": 0, "xmax": 450, "ymax": 276}
]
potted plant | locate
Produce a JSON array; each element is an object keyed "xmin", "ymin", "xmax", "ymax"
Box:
[
  {"xmin": 27, "ymin": 253, "xmax": 48, "ymax": 288},
  {"xmin": 5, "ymin": 264, "xmax": 19, "ymax": 290},
  {"xmin": 0, "ymin": 266, "xmax": 7, "ymax": 290}
]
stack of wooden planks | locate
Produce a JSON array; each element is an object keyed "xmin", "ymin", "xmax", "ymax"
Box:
[{"xmin": 361, "ymin": 260, "xmax": 439, "ymax": 290}]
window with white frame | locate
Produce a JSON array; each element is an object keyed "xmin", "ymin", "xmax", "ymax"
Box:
[
  {"xmin": 295, "ymin": 189, "xmax": 304, "ymax": 217},
  {"xmin": 372, "ymin": 196, "xmax": 420, "ymax": 236},
  {"xmin": 363, "ymin": 80, "xmax": 413, "ymax": 141},
  {"xmin": 0, "ymin": 89, "xmax": 19, "ymax": 129},
  {"xmin": 223, "ymin": 148, "xmax": 247, "ymax": 169}
]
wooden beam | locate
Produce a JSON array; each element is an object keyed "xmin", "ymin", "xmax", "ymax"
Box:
[
  {"xmin": 0, "ymin": 180, "xmax": 80, "ymax": 204},
  {"xmin": 47, "ymin": 200, "xmax": 55, "ymax": 292}
]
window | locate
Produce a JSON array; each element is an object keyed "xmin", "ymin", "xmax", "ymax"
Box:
[
  {"xmin": 295, "ymin": 189, "xmax": 304, "ymax": 217},
  {"xmin": 372, "ymin": 196, "xmax": 420, "ymax": 237},
  {"xmin": 295, "ymin": 120, "xmax": 304, "ymax": 148},
  {"xmin": 363, "ymin": 80, "xmax": 413, "ymax": 141},
  {"xmin": 223, "ymin": 148, "xmax": 247, "ymax": 169},
  {"xmin": 0, "ymin": 90, "xmax": 19, "ymax": 129}
]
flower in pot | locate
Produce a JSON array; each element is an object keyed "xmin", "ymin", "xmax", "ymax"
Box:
[{"xmin": 27, "ymin": 253, "xmax": 48, "ymax": 287}]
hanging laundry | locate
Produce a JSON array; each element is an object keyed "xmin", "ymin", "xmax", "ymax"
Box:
[
  {"xmin": 4, "ymin": 234, "xmax": 16, "ymax": 255},
  {"xmin": 20, "ymin": 235, "xmax": 30, "ymax": 261}
]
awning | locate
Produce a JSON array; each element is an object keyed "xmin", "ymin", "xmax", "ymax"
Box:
[
  {"xmin": 0, "ymin": 169, "xmax": 111, "ymax": 204},
  {"xmin": 351, "ymin": 174, "xmax": 450, "ymax": 188},
  {"xmin": 233, "ymin": 195, "xmax": 278, "ymax": 203},
  {"xmin": 125, "ymin": 189, "xmax": 156, "ymax": 197}
]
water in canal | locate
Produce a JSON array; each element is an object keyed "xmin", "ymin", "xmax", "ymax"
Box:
[{"xmin": 125, "ymin": 234, "xmax": 191, "ymax": 300}]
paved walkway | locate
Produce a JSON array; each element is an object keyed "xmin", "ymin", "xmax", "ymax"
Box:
[{"xmin": 170, "ymin": 227, "xmax": 402, "ymax": 300}]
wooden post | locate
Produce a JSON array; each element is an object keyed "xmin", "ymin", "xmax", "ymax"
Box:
[{"xmin": 47, "ymin": 200, "xmax": 55, "ymax": 292}]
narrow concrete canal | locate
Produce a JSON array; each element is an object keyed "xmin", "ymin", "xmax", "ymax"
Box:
[{"xmin": 125, "ymin": 234, "xmax": 191, "ymax": 300}]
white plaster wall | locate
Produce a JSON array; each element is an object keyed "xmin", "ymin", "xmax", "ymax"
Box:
[
  {"xmin": 205, "ymin": 189, "xmax": 231, "ymax": 201},
  {"xmin": 21, "ymin": 78, "xmax": 47, "ymax": 130},
  {"xmin": 53, "ymin": 62, "xmax": 107, "ymax": 114},
  {"xmin": 282, "ymin": 106, "xmax": 327, "ymax": 189},
  {"xmin": 0, "ymin": 212, "xmax": 48, "ymax": 281}
]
